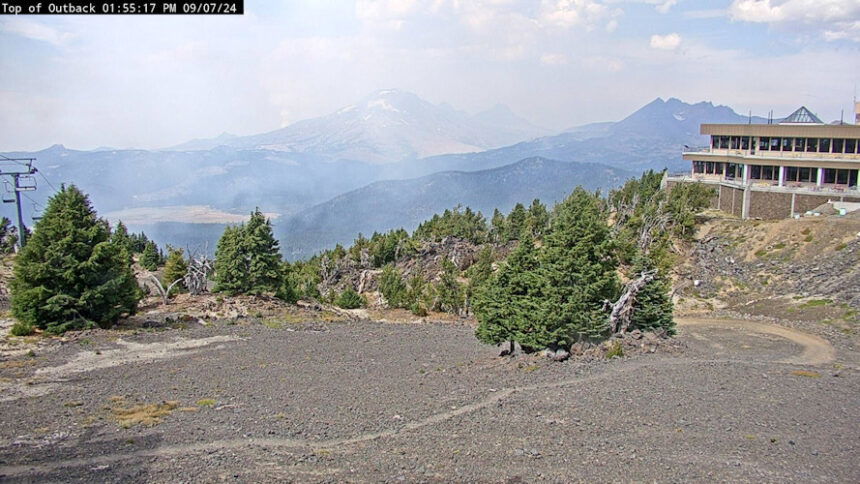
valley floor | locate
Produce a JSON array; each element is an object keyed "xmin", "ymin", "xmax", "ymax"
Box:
[{"xmin": 0, "ymin": 316, "xmax": 857, "ymax": 483}]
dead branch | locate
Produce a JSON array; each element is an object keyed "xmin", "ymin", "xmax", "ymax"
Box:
[{"xmin": 608, "ymin": 269, "xmax": 657, "ymax": 334}]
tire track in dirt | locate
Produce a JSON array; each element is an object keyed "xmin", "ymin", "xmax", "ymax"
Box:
[{"xmin": 0, "ymin": 319, "xmax": 837, "ymax": 478}]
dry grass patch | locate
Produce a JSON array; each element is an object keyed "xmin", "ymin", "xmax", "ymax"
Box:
[
  {"xmin": 791, "ymin": 370, "xmax": 821, "ymax": 378},
  {"xmin": 196, "ymin": 398, "xmax": 217, "ymax": 407},
  {"xmin": 111, "ymin": 400, "xmax": 180, "ymax": 428}
]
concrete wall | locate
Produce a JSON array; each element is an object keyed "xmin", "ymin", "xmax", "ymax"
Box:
[{"xmin": 665, "ymin": 177, "xmax": 860, "ymax": 219}]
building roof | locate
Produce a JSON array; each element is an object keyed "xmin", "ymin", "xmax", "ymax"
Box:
[{"xmin": 780, "ymin": 106, "xmax": 823, "ymax": 125}]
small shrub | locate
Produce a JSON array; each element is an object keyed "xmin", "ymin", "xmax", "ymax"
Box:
[
  {"xmin": 606, "ymin": 340, "xmax": 624, "ymax": 359},
  {"xmin": 773, "ymin": 242, "xmax": 786, "ymax": 250},
  {"xmin": 804, "ymin": 235, "xmax": 813, "ymax": 242},
  {"xmin": 835, "ymin": 243, "xmax": 847, "ymax": 251},
  {"xmin": 196, "ymin": 399, "xmax": 217, "ymax": 407},
  {"xmin": 754, "ymin": 249, "xmax": 768, "ymax": 258},
  {"xmin": 10, "ymin": 321, "xmax": 34, "ymax": 336},
  {"xmin": 335, "ymin": 288, "xmax": 366, "ymax": 309},
  {"xmin": 409, "ymin": 302, "xmax": 428, "ymax": 317}
]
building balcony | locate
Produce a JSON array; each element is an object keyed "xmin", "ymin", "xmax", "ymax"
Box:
[{"xmin": 665, "ymin": 174, "xmax": 859, "ymax": 194}]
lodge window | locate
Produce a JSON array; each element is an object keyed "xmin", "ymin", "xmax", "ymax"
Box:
[
  {"xmin": 785, "ymin": 166, "xmax": 816, "ymax": 183},
  {"xmin": 819, "ymin": 138, "xmax": 831, "ymax": 153},
  {"xmin": 730, "ymin": 136, "xmax": 740, "ymax": 149},
  {"xmin": 770, "ymin": 138, "xmax": 781, "ymax": 151},
  {"xmin": 806, "ymin": 138, "xmax": 818, "ymax": 152},
  {"xmin": 750, "ymin": 165, "xmax": 779, "ymax": 181},
  {"xmin": 833, "ymin": 138, "xmax": 845, "ymax": 153},
  {"xmin": 726, "ymin": 163, "xmax": 741, "ymax": 179},
  {"xmin": 794, "ymin": 138, "xmax": 805, "ymax": 151},
  {"xmin": 846, "ymin": 139, "xmax": 857, "ymax": 153},
  {"xmin": 760, "ymin": 137, "xmax": 770, "ymax": 150},
  {"xmin": 693, "ymin": 161, "xmax": 705, "ymax": 173},
  {"xmin": 782, "ymin": 138, "xmax": 793, "ymax": 152},
  {"xmin": 719, "ymin": 136, "xmax": 729, "ymax": 149},
  {"xmin": 823, "ymin": 169, "xmax": 852, "ymax": 184},
  {"xmin": 741, "ymin": 137, "xmax": 750, "ymax": 150},
  {"xmin": 711, "ymin": 136, "xmax": 717, "ymax": 149}
]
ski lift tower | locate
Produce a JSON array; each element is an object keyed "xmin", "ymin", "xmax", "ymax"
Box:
[{"xmin": 0, "ymin": 156, "xmax": 38, "ymax": 249}]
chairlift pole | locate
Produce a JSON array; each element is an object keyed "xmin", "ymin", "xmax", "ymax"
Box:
[
  {"xmin": 0, "ymin": 156, "xmax": 38, "ymax": 250},
  {"xmin": 13, "ymin": 174, "xmax": 25, "ymax": 247}
]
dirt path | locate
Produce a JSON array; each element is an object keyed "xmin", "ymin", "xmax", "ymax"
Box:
[{"xmin": 676, "ymin": 317, "xmax": 836, "ymax": 366}]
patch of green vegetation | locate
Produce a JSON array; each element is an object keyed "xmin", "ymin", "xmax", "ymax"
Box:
[
  {"xmin": 835, "ymin": 243, "xmax": 847, "ymax": 251},
  {"xmin": 754, "ymin": 249, "xmax": 768, "ymax": 258},
  {"xmin": 78, "ymin": 338, "xmax": 92, "ymax": 346},
  {"xmin": 261, "ymin": 318, "xmax": 284, "ymax": 329},
  {"xmin": 196, "ymin": 399, "xmax": 216, "ymax": 407},
  {"xmin": 803, "ymin": 235, "xmax": 813, "ymax": 243},
  {"xmin": 606, "ymin": 341, "xmax": 624, "ymax": 359},
  {"xmin": 800, "ymin": 299, "xmax": 832, "ymax": 309},
  {"xmin": 9, "ymin": 321, "xmax": 35, "ymax": 337},
  {"xmin": 773, "ymin": 242, "xmax": 786, "ymax": 250}
]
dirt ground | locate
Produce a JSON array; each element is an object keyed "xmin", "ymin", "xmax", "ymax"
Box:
[{"xmin": 0, "ymin": 315, "xmax": 857, "ymax": 483}]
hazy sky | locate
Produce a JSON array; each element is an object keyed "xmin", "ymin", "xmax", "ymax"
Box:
[{"xmin": 1, "ymin": 0, "xmax": 859, "ymax": 151}]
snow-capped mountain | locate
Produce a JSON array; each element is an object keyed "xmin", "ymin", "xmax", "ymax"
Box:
[{"xmin": 168, "ymin": 89, "xmax": 549, "ymax": 163}]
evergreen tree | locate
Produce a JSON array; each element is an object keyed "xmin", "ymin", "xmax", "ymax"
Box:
[
  {"xmin": 161, "ymin": 247, "xmax": 188, "ymax": 295},
  {"xmin": 10, "ymin": 185, "xmax": 141, "ymax": 334},
  {"xmin": 214, "ymin": 225, "xmax": 247, "ymax": 294},
  {"xmin": 474, "ymin": 234, "xmax": 545, "ymax": 351},
  {"xmin": 110, "ymin": 221, "xmax": 133, "ymax": 266},
  {"xmin": 0, "ymin": 217, "xmax": 17, "ymax": 254},
  {"xmin": 525, "ymin": 199, "xmax": 549, "ymax": 238},
  {"xmin": 406, "ymin": 274, "xmax": 430, "ymax": 316},
  {"xmin": 276, "ymin": 262, "xmax": 299, "ymax": 304},
  {"xmin": 244, "ymin": 209, "xmax": 282, "ymax": 294},
  {"xmin": 629, "ymin": 256, "xmax": 675, "ymax": 334},
  {"xmin": 434, "ymin": 259, "xmax": 464, "ymax": 314},
  {"xmin": 506, "ymin": 203, "xmax": 527, "ymax": 241},
  {"xmin": 490, "ymin": 208, "xmax": 506, "ymax": 243},
  {"xmin": 140, "ymin": 241, "xmax": 160, "ymax": 270},
  {"xmin": 536, "ymin": 188, "xmax": 620, "ymax": 345},
  {"xmin": 379, "ymin": 264, "xmax": 407, "ymax": 308}
]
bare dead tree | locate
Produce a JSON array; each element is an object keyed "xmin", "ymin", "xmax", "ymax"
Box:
[
  {"xmin": 607, "ymin": 269, "xmax": 657, "ymax": 334},
  {"xmin": 184, "ymin": 244, "xmax": 213, "ymax": 296},
  {"xmin": 148, "ymin": 275, "xmax": 185, "ymax": 306}
]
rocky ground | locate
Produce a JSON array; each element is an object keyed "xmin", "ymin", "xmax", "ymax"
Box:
[{"xmin": 0, "ymin": 314, "xmax": 857, "ymax": 483}]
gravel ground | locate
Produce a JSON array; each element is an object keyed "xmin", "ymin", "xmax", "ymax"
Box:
[{"xmin": 0, "ymin": 318, "xmax": 857, "ymax": 483}]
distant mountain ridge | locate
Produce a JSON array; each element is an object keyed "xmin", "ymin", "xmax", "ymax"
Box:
[
  {"xmin": 392, "ymin": 97, "xmax": 769, "ymax": 177},
  {"xmin": 277, "ymin": 156, "xmax": 631, "ymax": 259},
  {"xmin": 168, "ymin": 89, "xmax": 549, "ymax": 163}
]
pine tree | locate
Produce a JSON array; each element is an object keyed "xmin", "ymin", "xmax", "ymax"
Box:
[
  {"xmin": 406, "ymin": 274, "xmax": 431, "ymax": 316},
  {"xmin": 110, "ymin": 221, "xmax": 133, "ymax": 266},
  {"xmin": 140, "ymin": 241, "xmax": 160, "ymax": 271},
  {"xmin": 434, "ymin": 259, "xmax": 464, "ymax": 314},
  {"xmin": 244, "ymin": 209, "xmax": 282, "ymax": 294},
  {"xmin": 379, "ymin": 264, "xmax": 407, "ymax": 308},
  {"xmin": 506, "ymin": 203, "xmax": 527, "ymax": 241},
  {"xmin": 276, "ymin": 262, "xmax": 299, "ymax": 304},
  {"xmin": 10, "ymin": 185, "xmax": 141, "ymax": 334},
  {"xmin": 474, "ymin": 234, "xmax": 545, "ymax": 351},
  {"xmin": 526, "ymin": 199, "xmax": 549, "ymax": 238},
  {"xmin": 629, "ymin": 256, "xmax": 675, "ymax": 334},
  {"xmin": 161, "ymin": 247, "xmax": 188, "ymax": 295},
  {"xmin": 214, "ymin": 225, "xmax": 247, "ymax": 294},
  {"xmin": 536, "ymin": 188, "xmax": 620, "ymax": 346},
  {"xmin": 490, "ymin": 208, "xmax": 506, "ymax": 243},
  {"xmin": 214, "ymin": 210, "xmax": 282, "ymax": 296}
]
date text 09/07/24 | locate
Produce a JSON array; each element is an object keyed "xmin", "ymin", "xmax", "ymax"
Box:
[{"xmin": 0, "ymin": 1, "xmax": 243, "ymax": 15}]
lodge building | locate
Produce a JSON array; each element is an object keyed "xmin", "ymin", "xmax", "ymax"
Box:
[{"xmin": 665, "ymin": 106, "xmax": 860, "ymax": 219}]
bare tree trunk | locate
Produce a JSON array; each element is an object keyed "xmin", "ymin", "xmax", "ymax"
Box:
[
  {"xmin": 148, "ymin": 275, "xmax": 185, "ymax": 306},
  {"xmin": 608, "ymin": 270, "xmax": 656, "ymax": 334}
]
